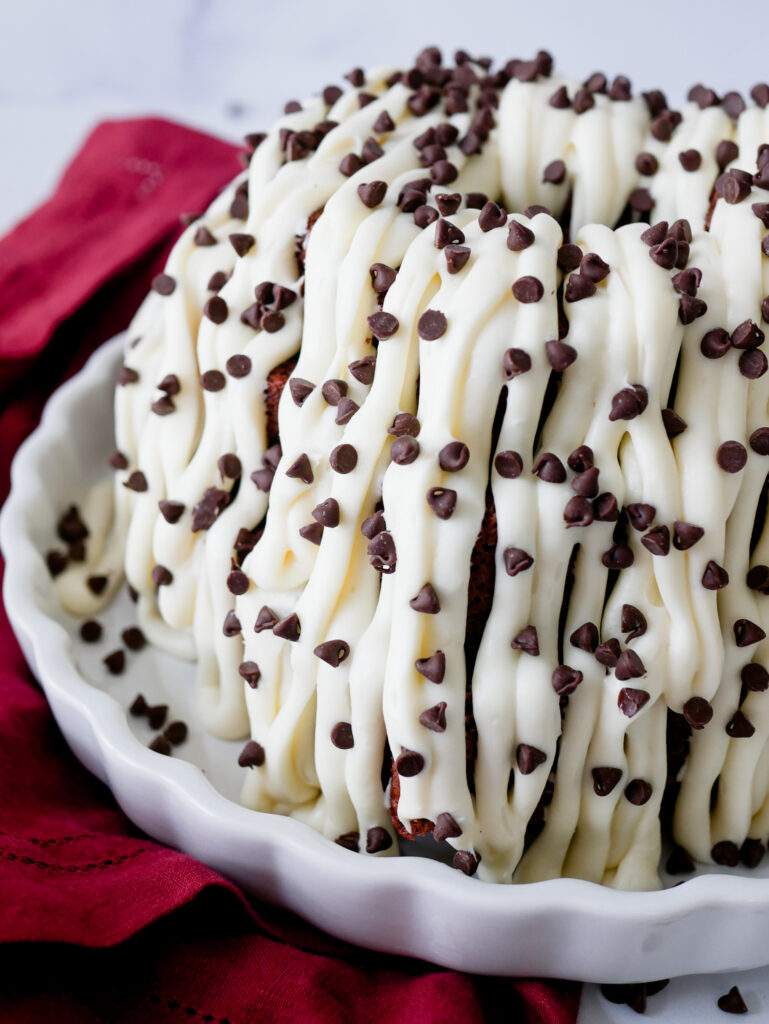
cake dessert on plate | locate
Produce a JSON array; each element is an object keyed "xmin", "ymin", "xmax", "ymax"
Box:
[{"xmin": 48, "ymin": 46, "xmax": 769, "ymax": 889}]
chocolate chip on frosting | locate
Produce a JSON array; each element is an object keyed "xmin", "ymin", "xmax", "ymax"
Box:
[
  {"xmin": 642, "ymin": 525, "xmax": 670, "ymax": 556},
  {"xmin": 366, "ymin": 827, "xmax": 393, "ymax": 853},
  {"xmin": 330, "ymin": 444, "xmax": 358, "ymax": 474},
  {"xmin": 396, "ymin": 749, "xmax": 425, "ymax": 776},
  {"xmin": 124, "ymin": 471, "xmax": 148, "ymax": 492},
  {"xmin": 503, "ymin": 348, "xmax": 532, "ymax": 379},
  {"xmin": 717, "ymin": 441, "xmax": 747, "ymax": 473},
  {"xmin": 570, "ymin": 622, "xmax": 599, "ymax": 653},
  {"xmin": 624, "ymin": 779, "xmax": 653, "ymax": 806},
  {"xmin": 711, "ymin": 841, "xmax": 740, "ymax": 867},
  {"xmin": 592, "ymin": 767, "xmax": 622, "ymax": 796},
  {"xmin": 495, "ymin": 451, "xmax": 523, "ymax": 478},
  {"xmin": 678, "ymin": 149, "xmax": 702, "ymax": 171},
  {"xmin": 299, "ymin": 522, "xmax": 324, "ymax": 545},
  {"xmin": 152, "ymin": 565, "xmax": 172, "ymax": 588},
  {"xmin": 545, "ymin": 339, "xmax": 577, "ymax": 371},
  {"xmin": 200, "ymin": 370, "xmax": 226, "ymax": 392},
  {"xmin": 238, "ymin": 661, "xmax": 261, "ymax": 688},
  {"xmin": 516, "ymin": 744, "xmax": 547, "ymax": 774},
  {"xmin": 478, "ymin": 201, "xmax": 507, "ymax": 231},
  {"xmin": 349, "ymin": 355, "xmax": 376, "ymax": 385},
  {"xmin": 542, "ymin": 159, "xmax": 566, "ymax": 184},
  {"xmin": 444, "ymin": 244, "xmax": 471, "ymax": 273},
  {"xmin": 388, "ymin": 413, "xmax": 420, "ymax": 437},
  {"xmin": 621, "ymin": 605, "xmax": 647, "ymax": 640},
  {"xmin": 286, "ymin": 453, "xmax": 314, "ymax": 484},
  {"xmin": 512, "ymin": 276, "xmax": 544, "ymax": 303},
  {"xmin": 615, "ymin": 650, "xmax": 646, "ymax": 681},
  {"xmin": 357, "ymin": 181, "xmax": 387, "ymax": 208},
  {"xmin": 626, "ymin": 503, "xmax": 656, "ymax": 531},
  {"xmin": 635, "ymin": 152, "xmax": 658, "ymax": 176},
  {"xmin": 415, "ymin": 651, "xmax": 446, "ymax": 683},
  {"xmin": 734, "ymin": 619, "xmax": 766, "ymax": 647},
  {"xmin": 417, "ymin": 309, "xmax": 448, "ymax": 340},
  {"xmin": 702, "ymin": 560, "xmax": 729, "ymax": 590},
  {"xmin": 238, "ymin": 741, "xmax": 265, "ymax": 768},
  {"xmin": 511, "ymin": 625, "xmax": 540, "ymax": 656},
  {"xmin": 390, "ymin": 436, "xmax": 420, "ymax": 465},
  {"xmin": 532, "ymin": 452, "xmax": 566, "ymax": 483},
  {"xmin": 152, "ymin": 273, "xmax": 176, "ymax": 295},
  {"xmin": 223, "ymin": 611, "xmax": 242, "ymax": 637},
  {"xmin": 410, "ymin": 583, "xmax": 440, "ymax": 613},
  {"xmin": 438, "ymin": 439, "xmax": 469, "ymax": 471},
  {"xmin": 609, "ymin": 385, "xmax": 648, "ymax": 421},
  {"xmin": 312, "ymin": 498, "xmax": 340, "ymax": 528},
  {"xmin": 552, "ymin": 665, "xmax": 583, "ymax": 695},
  {"xmin": 717, "ymin": 986, "xmax": 748, "ymax": 1015},
  {"xmin": 419, "ymin": 702, "xmax": 447, "ymax": 732},
  {"xmin": 662, "ymin": 408, "xmax": 687, "ymax": 439},
  {"xmin": 683, "ymin": 696, "xmax": 713, "ymax": 729},
  {"xmin": 564, "ymin": 274, "xmax": 596, "ymax": 302},
  {"xmin": 726, "ymin": 710, "xmax": 756, "ymax": 738},
  {"xmin": 273, "ymin": 613, "xmax": 301, "ymax": 642},
  {"xmin": 507, "ymin": 220, "xmax": 535, "ymax": 251},
  {"xmin": 563, "ymin": 496, "xmax": 594, "ymax": 527},
  {"xmin": 426, "ymin": 487, "xmax": 457, "ymax": 519},
  {"xmin": 601, "ymin": 544, "xmax": 634, "ymax": 570},
  {"xmin": 595, "ymin": 639, "xmax": 620, "ymax": 667},
  {"xmin": 314, "ymin": 640, "xmax": 350, "ymax": 667},
  {"xmin": 700, "ymin": 328, "xmax": 731, "ymax": 359}
]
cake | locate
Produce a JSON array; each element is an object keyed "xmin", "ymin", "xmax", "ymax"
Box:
[{"xmin": 50, "ymin": 47, "xmax": 769, "ymax": 889}]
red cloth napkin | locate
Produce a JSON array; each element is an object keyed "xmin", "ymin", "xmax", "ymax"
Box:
[{"xmin": 0, "ymin": 118, "xmax": 582, "ymax": 1024}]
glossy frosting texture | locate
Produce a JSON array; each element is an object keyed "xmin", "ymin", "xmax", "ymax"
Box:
[{"xmin": 55, "ymin": 50, "xmax": 769, "ymax": 887}]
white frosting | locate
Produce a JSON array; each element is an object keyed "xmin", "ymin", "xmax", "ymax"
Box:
[{"xmin": 55, "ymin": 57, "xmax": 769, "ymax": 887}]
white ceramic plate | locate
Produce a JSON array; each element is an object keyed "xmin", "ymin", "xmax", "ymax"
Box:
[{"xmin": 4, "ymin": 334, "xmax": 769, "ymax": 983}]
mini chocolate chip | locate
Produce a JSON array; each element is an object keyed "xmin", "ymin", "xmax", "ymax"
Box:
[
  {"xmin": 109, "ymin": 450, "xmax": 128, "ymax": 470},
  {"xmin": 367, "ymin": 311, "xmax": 400, "ymax": 340},
  {"xmin": 616, "ymin": 651, "xmax": 646, "ymax": 682},
  {"xmin": 223, "ymin": 611, "xmax": 242, "ymax": 637},
  {"xmin": 672, "ymin": 266, "xmax": 702, "ymax": 295},
  {"xmin": 149, "ymin": 735, "xmax": 171, "ymax": 756},
  {"xmin": 679, "ymin": 294, "xmax": 707, "ymax": 324},
  {"xmin": 549, "ymin": 85, "xmax": 571, "ymax": 109},
  {"xmin": 609, "ymin": 385, "xmax": 648, "ymax": 421},
  {"xmin": 671, "ymin": 522, "xmax": 703, "ymax": 552},
  {"xmin": 621, "ymin": 605, "xmax": 647, "ymax": 641},
  {"xmin": 629, "ymin": 188, "xmax": 654, "ymax": 212},
  {"xmin": 701, "ymin": 328, "xmax": 731, "ymax": 359},
  {"xmin": 419, "ymin": 702, "xmax": 447, "ymax": 732},
  {"xmin": 542, "ymin": 159, "xmax": 566, "ymax": 184},
  {"xmin": 511, "ymin": 625, "xmax": 540, "ymax": 656},
  {"xmin": 711, "ymin": 840, "xmax": 740, "ymax": 867},
  {"xmin": 388, "ymin": 413, "xmax": 420, "ymax": 437},
  {"xmin": 717, "ymin": 985, "xmax": 748, "ymax": 1015},
  {"xmin": 410, "ymin": 583, "xmax": 440, "ymax": 614},
  {"xmin": 336, "ymin": 398, "xmax": 359, "ymax": 424},
  {"xmin": 151, "ymin": 395, "xmax": 175, "ymax": 416},
  {"xmin": 164, "ymin": 721, "xmax": 188, "ymax": 745},
  {"xmin": 416, "ymin": 206, "xmax": 440, "ymax": 230},
  {"xmin": 426, "ymin": 487, "xmax": 456, "ymax": 519},
  {"xmin": 121, "ymin": 627, "xmax": 146, "ymax": 651},
  {"xmin": 152, "ymin": 565, "xmax": 172, "ymax": 588},
  {"xmin": 238, "ymin": 661, "xmax": 261, "ymax": 688},
  {"xmin": 200, "ymin": 370, "xmax": 226, "ymax": 392},
  {"xmin": 753, "ymin": 201, "xmax": 769, "ymax": 227},
  {"xmin": 260, "ymin": 310, "xmax": 285, "ymax": 333},
  {"xmin": 321, "ymin": 379, "xmax": 347, "ymax": 406},
  {"xmin": 86, "ymin": 575, "xmax": 108, "ymax": 595},
  {"xmin": 129, "ymin": 694, "xmax": 148, "ymax": 716},
  {"xmin": 238, "ymin": 740, "xmax": 265, "ymax": 768},
  {"xmin": 734, "ymin": 618, "xmax": 766, "ymax": 647},
  {"xmin": 503, "ymin": 348, "xmax": 531, "ymax": 379},
  {"xmin": 662, "ymin": 408, "xmax": 687, "ymax": 439},
  {"xmin": 564, "ymin": 496, "xmax": 594, "ymax": 527},
  {"xmin": 218, "ymin": 453, "xmax": 242, "ymax": 480},
  {"xmin": 478, "ymin": 201, "xmax": 507, "ymax": 232},
  {"xmin": 103, "ymin": 650, "xmax": 125, "ymax": 675},
  {"xmin": 369, "ymin": 263, "xmax": 396, "ymax": 295},
  {"xmin": 444, "ymin": 244, "xmax": 471, "ymax": 274},
  {"xmin": 286, "ymin": 453, "xmax": 314, "ymax": 484},
  {"xmin": 314, "ymin": 640, "xmax": 350, "ymax": 667},
  {"xmin": 516, "ymin": 744, "xmax": 547, "ymax": 774},
  {"xmin": 570, "ymin": 622, "xmax": 598, "ymax": 653},
  {"xmin": 642, "ymin": 524, "xmax": 670, "ymax": 556},
  {"xmin": 273, "ymin": 613, "xmax": 300, "ymax": 642},
  {"xmin": 552, "ymin": 665, "xmax": 583, "ymax": 695},
  {"xmin": 679, "ymin": 148, "xmax": 701, "ymax": 171},
  {"xmin": 152, "ymin": 273, "xmax": 176, "ymax": 296},
  {"xmin": 545, "ymin": 339, "xmax": 577, "ymax": 371},
  {"xmin": 349, "ymin": 355, "xmax": 376, "ymax": 385},
  {"xmin": 203, "ymin": 296, "xmax": 228, "ymax": 325},
  {"xmin": 557, "ymin": 244, "xmax": 582, "ymax": 272},
  {"xmin": 512, "ymin": 276, "xmax": 544, "ymax": 303},
  {"xmin": 595, "ymin": 639, "xmax": 621, "ymax": 667},
  {"xmin": 507, "ymin": 220, "xmax": 534, "ymax": 251},
  {"xmin": 717, "ymin": 441, "xmax": 747, "ymax": 473},
  {"xmin": 750, "ymin": 427, "xmax": 769, "ymax": 455},
  {"xmin": 438, "ymin": 441, "xmax": 469, "ymax": 472},
  {"xmin": 731, "ymin": 319, "xmax": 764, "ymax": 349},
  {"xmin": 330, "ymin": 444, "xmax": 358, "ymax": 474},
  {"xmin": 726, "ymin": 709, "xmax": 756, "ymax": 737},
  {"xmin": 495, "ymin": 451, "xmax": 523, "ymax": 478},
  {"xmin": 702, "ymin": 561, "xmax": 729, "ymax": 590},
  {"xmin": 289, "ymin": 378, "xmax": 315, "ymax": 407},
  {"xmin": 357, "ymin": 180, "xmax": 387, "ymax": 208},
  {"xmin": 635, "ymin": 152, "xmax": 658, "ymax": 176},
  {"xmin": 229, "ymin": 232, "xmax": 255, "ymax": 257},
  {"xmin": 740, "ymin": 349, "xmax": 768, "ymax": 379},
  {"xmin": 592, "ymin": 766, "xmax": 622, "ymax": 796},
  {"xmin": 504, "ymin": 547, "xmax": 534, "ymax": 576},
  {"xmin": 227, "ymin": 570, "xmax": 249, "ymax": 596},
  {"xmin": 602, "ymin": 544, "xmax": 634, "ymax": 570},
  {"xmin": 80, "ymin": 619, "xmax": 102, "ymax": 643},
  {"xmin": 417, "ymin": 309, "xmax": 447, "ymax": 340},
  {"xmin": 435, "ymin": 217, "xmax": 465, "ymax": 248},
  {"xmin": 624, "ymin": 779, "xmax": 653, "ymax": 805},
  {"xmin": 593, "ymin": 492, "xmax": 619, "ymax": 522},
  {"xmin": 366, "ymin": 826, "xmax": 393, "ymax": 853},
  {"xmin": 684, "ymin": 696, "xmax": 713, "ymax": 729},
  {"xmin": 312, "ymin": 498, "xmax": 340, "ymax": 528},
  {"xmin": 571, "ymin": 467, "xmax": 599, "ymax": 498},
  {"xmin": 396, "ymin": 749, "xmax": 425, "ymax": 776},
  {"xmin": 390, "ymin": 436, "xmax": 420, "ymax": 465},
  {"xmin": 564, "ymin": 274, "xmax": 596, "ymax": 302},
  {"xmin": 741, "ymin": 838, "xmax": 765, "ymax": 868},
  {"xmin": 254, "ymin": 606, "xmax": 277, "ymax": 633},
  {"xmin": 532, "ymin": 452, "xmax": 566, "ymax": 483},
  {"xmin": 723, "ymin": 171, "xmax": 751, "ymax": 204},
  {"xmin": 434, "ymin": 812, "xmax": 462, "ymax": 842},
  {"xmin": 339, "ymin": 153, "xmax": 364, "ymax": 177},
  {"xmin": 415, "ymin": 651, "xmax": 446, "ymax": 683},
  {"xmin": 434, "ymin": 193, "xmax": 461, "ymax": 217},
  {"xmin": 580, "ymin": 253, "xmax": 610, "ymax": 284}
]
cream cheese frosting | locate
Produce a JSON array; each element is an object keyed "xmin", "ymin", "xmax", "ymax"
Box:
[{"xmin": 52, "ymin": 48, "xmax": 769, "ymax": 887}]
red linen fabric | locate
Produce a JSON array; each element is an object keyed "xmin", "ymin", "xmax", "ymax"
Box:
[{"xmin": 0, "ymin": 117, "xmax": 581, "ymax": 1023}]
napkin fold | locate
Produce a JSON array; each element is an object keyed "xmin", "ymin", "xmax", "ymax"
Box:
[{"xmin": 0, "ymin": 116, "xmax": 581, "ymax": 1023}]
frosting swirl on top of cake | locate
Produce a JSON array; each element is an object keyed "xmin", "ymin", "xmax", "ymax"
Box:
[{"xmin": 54, "ymin": 48, "xmax": 769, "ymax": 887}]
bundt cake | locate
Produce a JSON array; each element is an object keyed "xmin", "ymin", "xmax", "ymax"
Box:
[{"xmin": 51, "ymin": 47, "xmax": 769, "ymax": 888}]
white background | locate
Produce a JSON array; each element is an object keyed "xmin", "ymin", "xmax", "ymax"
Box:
[{"xmin": 5, "ymin": 0, "xmax": 769, "ymax": 1017}]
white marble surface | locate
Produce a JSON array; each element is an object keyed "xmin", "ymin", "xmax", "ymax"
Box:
[{"xmin": 6, "ymin": 0, "xmax": 769, "ymax": 1016}]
